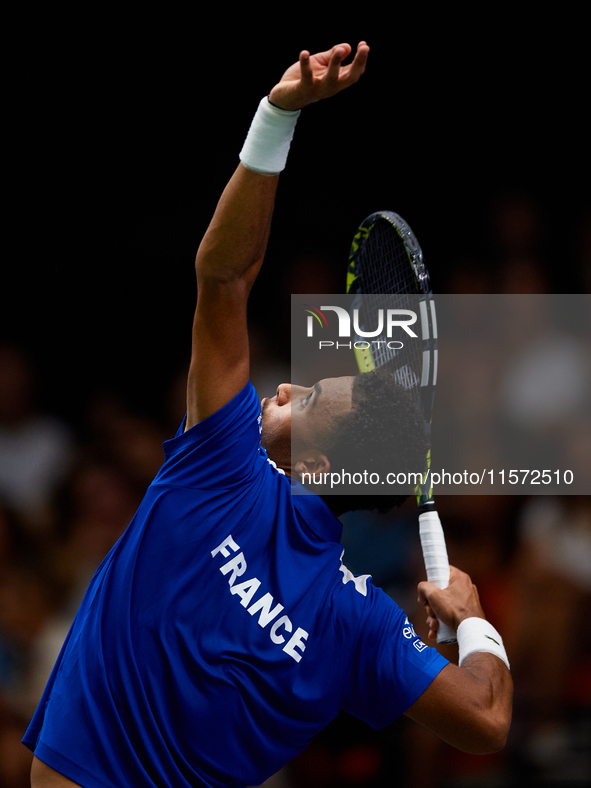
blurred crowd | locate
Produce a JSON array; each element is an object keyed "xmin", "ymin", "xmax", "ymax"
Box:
[{"xmin": 1, "ymin": 192, "xmax": 590, "ymax": 786}]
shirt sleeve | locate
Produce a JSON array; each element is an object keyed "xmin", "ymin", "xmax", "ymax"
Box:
[
  {"xmin": 341, "ymin": 583, "xmax": 448, "ymax": 729},
  {"xmin": 152, "ymin": 382, "xmax": 263, "ymax": 489}
]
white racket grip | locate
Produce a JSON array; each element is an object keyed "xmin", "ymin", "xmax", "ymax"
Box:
[{"xmin": 419, "ymin": 511, "xmax": 457, "ymax": 644}]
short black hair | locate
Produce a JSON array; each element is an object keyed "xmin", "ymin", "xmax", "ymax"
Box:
[
  {"xmin": 312, "ymin": 369, "xmax": 430, "ymax": 509},
  {"xmin": 327, "ymin": 369, "xmax": 429, "ymax": 471}
]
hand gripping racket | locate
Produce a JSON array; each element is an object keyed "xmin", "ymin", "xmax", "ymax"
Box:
[{"xmin": 346, "ymin": 211, "xmax": 456, "ymax": 644}]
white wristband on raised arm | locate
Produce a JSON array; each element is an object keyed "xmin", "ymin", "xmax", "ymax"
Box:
[
  {"xmin": 457, "ymin": 617, "xmax": 510, "ymax": 670},
  {"xmin": 239, "ymin": 97, "xmax": 301, "ymax": 175}
]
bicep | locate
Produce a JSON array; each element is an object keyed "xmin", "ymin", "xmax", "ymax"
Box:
[{"xmin": 186, "ymin": 277, "xmax": 252, "ymax": 429}]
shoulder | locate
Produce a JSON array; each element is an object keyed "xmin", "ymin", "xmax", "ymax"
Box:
[
  {"xmin": 177, "ymin": 381, "xmax": 260, "ymax": 442},
  {"xmin": 153, "ymin": 382, "xmax": 264, "ymax": 489}
]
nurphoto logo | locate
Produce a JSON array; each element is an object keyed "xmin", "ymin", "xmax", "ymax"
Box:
[{"xmin": 303, "ymin": 304, "xmax": 418, "ymax": 350}]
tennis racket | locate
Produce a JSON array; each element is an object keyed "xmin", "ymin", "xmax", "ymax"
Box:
[{"xmin": 346, "ymin": 211, "xmax": 456, "ymax": 644}]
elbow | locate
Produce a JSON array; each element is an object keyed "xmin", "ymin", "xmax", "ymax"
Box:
[
  {"xmin": 455, "ymin": 724, "xmax": 509, "ymax": 756},
  {"xmin": 490, "ymin": 709, "xmax": 512, "ymax": 753},
  {"xmin": 407, "ymin": 660, "xmax": 513, "ymax": 755},
  {"xmin": 476, "ymin": 719, "xmax": 511, "ymax": 755},
  {"xmin": 463, "ymin": 707, "xmax": 512, "ymax": 755},
  {"xmin": 463, "ymin": 666, "xmax": 513, "ymax": 754},
  {"xmin": 195, "ymin": 256, "xmax": 240, "ymax": 286}
]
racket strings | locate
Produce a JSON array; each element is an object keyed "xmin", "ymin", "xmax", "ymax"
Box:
[
  {"xmin": 352, "ymin": 218, "xmax": 425, "ymax": 391},
  {"xmin": 357, "ymin": 220, "xmax": 418, "ymax": 294}
]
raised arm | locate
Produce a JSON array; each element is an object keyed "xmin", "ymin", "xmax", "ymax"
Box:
[
  {"xmin": 405, "ymin": 567, "xmax": 513, "ymax": 754},
  {"xmin": 186, "ymin": 42, "xmax": 369, "ymax": 430}
]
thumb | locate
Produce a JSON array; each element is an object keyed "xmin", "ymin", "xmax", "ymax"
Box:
[
  {"xmin": 417, "ymin": 580, "xmax": 455, "ymax": 629},
  {"xmin": 417, "ymin": 580, "xmax": 445, "ymax": 641},
  {"xmin": 417, "ymin": 579, "xmax": 444, "ymax": 608}
]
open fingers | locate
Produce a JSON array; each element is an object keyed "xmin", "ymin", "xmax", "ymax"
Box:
[
  {"xmin": 345, "ymin": 41, "xmax": 370, "ymax": 81},
  {"xmin": 305, "ymin": 42, "xmax": 367, "ymax": 86},
  {"xmin": 324, "ymin": 44, "xmax": 349, "ymax": 86},
  {"xmin": 335, "ymin": 41, "xmax": 369, "ymax": 87},
  {"xmin": 272, "ymin": 41, "xmax": 368, "ymax": 110},
  {"xmin": 328, "ymin": 41, "xmax": 369, "ymax": 97},
  {"xmin": 299, "ymin": 50, "xmax": 313, "ymax": 86},
  {"xmin": 311, "ymin": 42, "xmax": 352, "ymax": 66}
]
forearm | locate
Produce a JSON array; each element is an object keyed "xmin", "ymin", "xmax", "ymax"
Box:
[
  {"xmin": 195, "ymin": 163, "xmax": 279, "ymax": 286},
  {"xmin": 412, "ymin": 570, "xmax": 513, "ymax": 753}
]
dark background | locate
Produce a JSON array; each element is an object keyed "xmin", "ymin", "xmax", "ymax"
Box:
[
  {"xmin": 2, "ymin": 9, "xmax": 590, "ymax": 786},
  {"xmin": 4, "ymin": 9, "xmax": 589, "ymax": 427}
]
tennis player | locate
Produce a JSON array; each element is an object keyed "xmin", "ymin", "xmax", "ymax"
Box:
[{"xmin": 25, "ymin": 42, "xmax": 512, "ymax": 787}]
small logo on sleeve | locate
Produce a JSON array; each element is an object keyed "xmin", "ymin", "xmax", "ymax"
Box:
[{"xmin": 403, "ymin": 616, "xmax": 429, "ymax": 654}]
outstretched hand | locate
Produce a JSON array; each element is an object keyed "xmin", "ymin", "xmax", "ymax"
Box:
[{"xmin": 269, "ymin": 42, "xmax": 370, "ymax": 111}]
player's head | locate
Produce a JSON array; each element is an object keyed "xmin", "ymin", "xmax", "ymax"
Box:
[
  {"xmin": 260, "ymin": 376, "xmax": 355, "ymax": 472},
  {"xmin": 260, "ymin": 369, "xmax": 428, "ymax": 494}
]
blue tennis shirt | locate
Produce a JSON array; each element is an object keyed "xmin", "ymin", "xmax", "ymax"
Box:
[{"xmin": 23, "ymin": 382, "xmax": 447, "ymax": 787}]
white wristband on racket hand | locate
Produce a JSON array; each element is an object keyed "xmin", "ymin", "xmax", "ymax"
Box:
[
  {"xmin": 239, "ymin": 97, "xmax": 301, "ymax": 175},
  {"xmin": 457, "ymin": 617, "xmax": 510, "ymax": 670}
]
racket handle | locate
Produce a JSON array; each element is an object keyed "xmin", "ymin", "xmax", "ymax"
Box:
[{"xmin": 419, "ymin": 510, "xmax": 457, "ymax": 644}]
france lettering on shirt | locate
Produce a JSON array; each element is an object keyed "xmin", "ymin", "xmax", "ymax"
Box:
[{"xmin": 210, "ymin": 535, "xmax": 309, "ymax": 663}]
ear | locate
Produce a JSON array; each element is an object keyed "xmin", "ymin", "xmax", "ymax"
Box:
[{"xmin": 293, "ymin": 453, "xmax": 331, "ymax": 477}]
